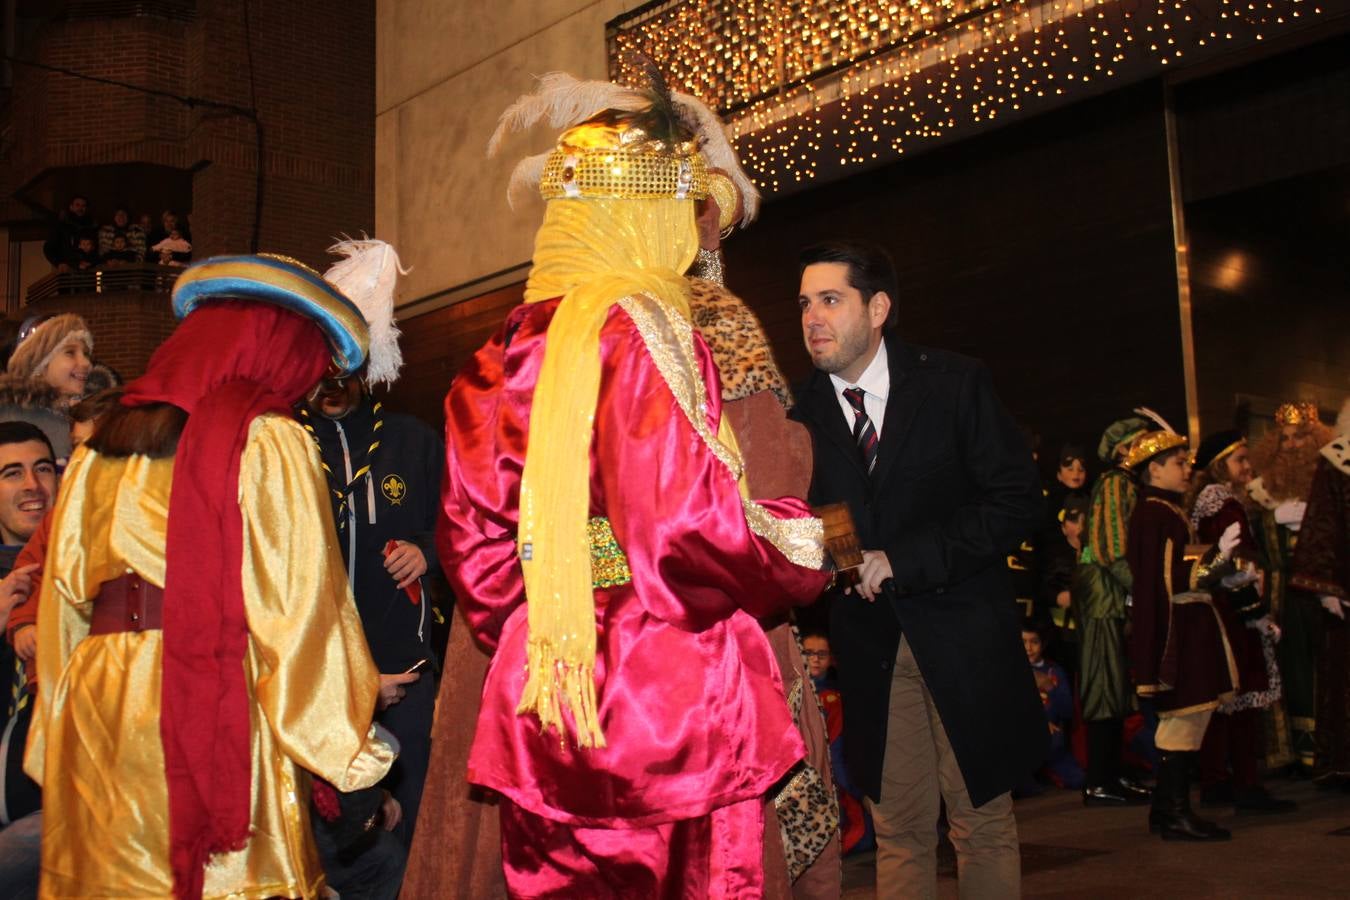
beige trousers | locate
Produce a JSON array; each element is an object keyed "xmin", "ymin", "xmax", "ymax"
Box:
[
  {"xmin": 868, "ymin": 637, "xmax": 1021, "ymax": 900},
  {"xmin": 1154, "ymin": 707, "xmax": 1215, "ymax": 752}
]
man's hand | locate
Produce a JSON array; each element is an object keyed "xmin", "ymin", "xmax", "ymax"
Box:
[
  {"xmin": 13, "ymin": 624, "xmax": 37, "ymax": 662},
  {"xmin": 1322, "ymin": 595, "xmax": 1347, "ymax": 621},
  {"xmin": 378, "ymin": 671, "xmax": 419, "ymax": 710},
  {"xmin": 383, "ymin": 541, "xmax": 427, "ymax": 590},
  {"xmin": 380, "ymin": 790, "xmax": 402, "ymax": 832},
  {"xmin": 0, "ymin": 563, "xmax": 40, "ymax": 621},
  {"xmin": 844, "ymin": 550, "xmax": 893, "ymax": 603}
]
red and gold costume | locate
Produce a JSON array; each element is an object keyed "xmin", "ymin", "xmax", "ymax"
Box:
[
  {"xmin": 26, "ymin": 259, "xmax": 395, "ymax": 899},
  {"xmin": 1128, "ymin": 485, "xmax": 1239, "ymax": 721},
  {"xmin": 436, "ymin": 85, "xmax": 827, "ymax": 897}
]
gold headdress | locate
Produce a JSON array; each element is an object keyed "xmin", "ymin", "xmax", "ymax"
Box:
[
  {"xmin": 1124, "ymin": 430, "xmax": 1189, "ymax": 470},
  {"xmin": 1273, "ymin": 402, "xmax": 1321, "ymax": 427},
  {"xmin": 489, "ymin": 70, "xmax": 758, "ymax": 231}
]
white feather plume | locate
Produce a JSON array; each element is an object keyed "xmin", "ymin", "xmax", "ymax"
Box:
[
  {"xmin": 506, "ymin": 151, "xmax": 552, "ymax": 210},
  {"xmin": 672, "ymin": 90, "xmax": 760, "ymax": 224},
  {"xmin": 487, "ymin": 73, "xmax": 646, "ymax": 157},
  {"xmin": 1133, "ymin": 406, "xmax": 1179, "ymax": 435},
  {"xmin": 324, "ymin": 238, "xmax": 408, "ymax": 387}
]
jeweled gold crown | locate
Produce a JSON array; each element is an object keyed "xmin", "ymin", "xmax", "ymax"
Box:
[
  {"xmin": 1124, "ymin": 430, "xmax": 1189, "ymax": 470},
  {"xmin": 539, "ymin": 119, "xmax": 710, "ymax": 203},
  {"xmin": 1274, "ymin": 402, "xmax": 1321, "ymax": 427}
]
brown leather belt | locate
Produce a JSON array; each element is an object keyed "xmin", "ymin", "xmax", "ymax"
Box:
[{"xmin": 90, "ymin": 572, "xmax": 164, "ymax": 635}]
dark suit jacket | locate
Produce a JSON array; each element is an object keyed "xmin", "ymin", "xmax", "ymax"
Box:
[{"xmin": 791, "ymin": 334, "xmax": 1048, "ymax": 807}]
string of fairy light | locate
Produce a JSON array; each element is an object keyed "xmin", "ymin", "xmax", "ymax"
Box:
[{"xmin": 607, "ymin": 0, "xmax": 1332, "ymax": 192}]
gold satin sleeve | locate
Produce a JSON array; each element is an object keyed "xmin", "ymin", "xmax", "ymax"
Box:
[
  {"xmin": 239, "ymin": 414, "xmax": 395, "ymax": 790},
  {"xmin": 25, "ymin": 445, "xmax": 172, "ymax": 785}
]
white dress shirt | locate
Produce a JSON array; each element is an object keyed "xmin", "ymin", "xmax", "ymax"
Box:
[{"xmin": 828, "ymin": 340, "xmax": 890, "ymax": 439}]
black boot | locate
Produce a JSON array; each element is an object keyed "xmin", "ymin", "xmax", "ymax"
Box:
[
  {"xmin": 1234, "ymin": 784, "xmax": 1297, "ymax": 814},
  {"xmin": 1150, "ymin": 752, "xmax": 1231, "ymax": 841},
  {"xmin": 1115, "ymin": 774, "xmax": 1152, "ymax": 804},
  {"xmin": 1083, "ymin": 719, "xmax": 1137, "ymax": 806}
]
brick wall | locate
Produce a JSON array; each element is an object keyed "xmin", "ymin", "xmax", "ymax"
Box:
[{"xmin": 1, "ymin": 1, "xmax": 376, "ymax": 365}]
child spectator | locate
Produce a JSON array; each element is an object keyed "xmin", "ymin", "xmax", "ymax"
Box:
[
  {"xmin": 102, "ymin": 234, "xmax": 138, "ymax": 266},
  {"xmin": 151, "ymin": 228, "xmax": 192, "ymax": 267},
  {"xmin": 802, "ymin": 630, "xmax": 874, "ymax": 855},
  {"xmin": 1022, "ymin": 621, "xmax": 1086, "ymax": 791},
  {"xmin": 1039, "ymin": 494, "xmax": 1089, "ymax": 675},
  {"xmin": 98, "ymin": 208, "xmax": 145, "ymax": 262},
  {"xmin": 148, "ymin": 208, "xmax": 191, "ymax": 247},
  {"xmin": 70, "ymin": 233, "xmax": 100, "ymax": 271},
  {"xmin": 1046, "ymin": 444, "xmax": 1091, "ymax": 527}
]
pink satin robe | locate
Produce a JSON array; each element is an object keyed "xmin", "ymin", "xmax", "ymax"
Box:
[{"xmin": 437, "ymin": 297, "xmax": 829, "ymax": 836}]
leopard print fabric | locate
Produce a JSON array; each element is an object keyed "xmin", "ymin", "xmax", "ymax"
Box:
[{"xmin": 688, "ymin": 277, "xmax": 793, "ymax": 408}]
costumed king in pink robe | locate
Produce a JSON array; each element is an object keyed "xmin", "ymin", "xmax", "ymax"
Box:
[{"xmin": 435, "ymin": 72, "xmax": 830, "ymax": 898}]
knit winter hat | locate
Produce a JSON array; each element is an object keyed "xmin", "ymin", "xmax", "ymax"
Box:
[{"xmin": 7, "ymin": 313, "xmax": 93, "ymax": 381}]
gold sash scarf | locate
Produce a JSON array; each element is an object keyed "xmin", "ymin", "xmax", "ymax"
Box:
[{"xmin": 517, "ymin": 197, "xmax": 743, "ymax": 747}]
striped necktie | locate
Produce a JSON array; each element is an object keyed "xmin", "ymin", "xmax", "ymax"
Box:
[{"xmin": 843, "ymin": 387, "xmax": 879, "ymax": 473}]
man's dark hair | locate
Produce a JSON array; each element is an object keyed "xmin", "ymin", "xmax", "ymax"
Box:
[
  {"xmin": 798, "ymin": 240, "xmax": 900, "ymax": 328},
  {"xmin": 0, "ymin": 421, "xmax": 56, "ymax": 461}
]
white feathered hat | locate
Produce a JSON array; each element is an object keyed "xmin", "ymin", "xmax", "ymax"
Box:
[{"xmin": 323, "ymin": 238, "xmax": 408, "ymax": 387}]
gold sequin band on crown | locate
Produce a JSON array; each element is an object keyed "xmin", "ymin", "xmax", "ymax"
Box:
[
  {"xmin": 1274, "ymin": 402, "xmax": 1321, "ymax": 427},
  {"xmin": 1124, "ymin": 431, "xmax": 1188, "ymax": 469},
  {"xmin": 540, "ymin": 144, "xmax": 710, "ymax": 203},
  {"xmin": 588, "ymin": 516, "xmax": 632, "ymax": 589}
]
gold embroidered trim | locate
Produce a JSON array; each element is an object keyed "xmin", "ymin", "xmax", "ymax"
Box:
[
  {"xmin": 619, "ymin": 294, "xmax": 743, "ymax": 479},
  {"xmin": 587, "ymin": 516, "xmax": 632, "ymax": 589},
  {"xmin": 743, "ymin": 498, "xmax": 825, "ymax": 569},
  {"xmin": 619, "ymin": 294, "xmax": 824, "ymax": 570},
  {"xmin": 1164, "ymin": 539, "xmax": 1174, "ymax": 599}
]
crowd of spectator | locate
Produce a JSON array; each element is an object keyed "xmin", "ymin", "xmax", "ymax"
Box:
[
  {"xmin": 804, "ymin": 413, "xmax": 1329, "ymax": 837},
  {"xmin": 42, "ymin": 196, "xmax": 193, "ymax": 276}
]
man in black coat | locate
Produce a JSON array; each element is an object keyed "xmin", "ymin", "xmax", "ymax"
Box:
[{"xmin": 791, "ymin": 241, "xmax": 1046, "ymax": 899}]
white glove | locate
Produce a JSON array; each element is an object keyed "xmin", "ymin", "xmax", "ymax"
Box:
[
  {"xmin": 1217, "ymin": 521, "xmax": 1242, "ymax": 558},
  {"xmin": 1322, "ymin": 595, "xmax": 1347, "ymax": 620},
  {"xmin": 1273, "ymin": 499, "xmax": 1306, "ymax": 529}
]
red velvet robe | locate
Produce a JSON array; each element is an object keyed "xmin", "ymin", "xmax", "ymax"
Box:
[
  {"xmin": 1127, "ymin": 486, "xmax": 1239, "ymax": 715},
  {"xmin": 437, "ymin": 297, "xmax": 829, "ymax": 830},
  {"xmin": 1193, "ymin": 486, "xmax": 1271, "ymax": 704}
]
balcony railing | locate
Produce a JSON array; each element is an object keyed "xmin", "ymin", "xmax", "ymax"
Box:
[{"xmin": 26, "ymin": 264, "xmax": 182, "ymax": 304}]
